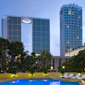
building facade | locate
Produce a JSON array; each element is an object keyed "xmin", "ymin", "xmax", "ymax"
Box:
[
  {"xmin": 60, "ymin": 3, "xmax": 82, "ymax": 56},
  {"xmin": 2, "ymin": 15, "xmax": 50, "ymax": 54},
  {"xmin": 65, "ymin": 46, "xmax": 85, "ymax": 57},
  {"xmin": 50, "ymin": 56, "xmax": 71, "ymax": 72}
]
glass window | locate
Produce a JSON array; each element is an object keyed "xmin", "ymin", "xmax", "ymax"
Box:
[
  {"xmin": 18, "ymin": 31, "xmax": 21, "ymax": 36},
  {"xmin": 41, "ymin": 32, "xmax": 45, "ymax": 37},
  {"xmin": 37, "ymin": 26, "xmax": 40, "ymax": 31},
  {"xmin": 41, "ymin": 20, "xmax": 45, "ymax": 26},
  {"xmin": 45, "ymin": 44, "xmax": 49, "ymax": 48},
  {"xmin": 45, "ymin": 32, "xmax": 49, "ymax": 37},
  {"xmin": 18, "ymin": 25, "xmax": 21, "ymax": 30},
  {"xmin": 33, "ymin": 43, "xmax": 37, "ymax": 48},
  {"xmin": 41, "ymin": 27, "xmax": 45, "ymax": 31},
  {"xmin": 45, "ymin": 38, "xmax": 49, "ymax": 43},
  {"xmin": 34, "ymin": 26, "xmax": 38, "ymax": 31},
  {"xmin": 8, "ymin": 17, "xmax": 13, "ymax": 24},
  {"xmin": 13, "ymin": 37, "xmax": 17, "ymax": 41},
  {"xmin": 37, "ymin": 43, "xmax": 40, "ymax": 48},
  {"xmin": 9, "ymin": 31, "xmax": 12, "ymax": 35},
  {"xmin": 33, "ymin": 49, "xmax": 37, "ymax": 53},
  {"xmin": 9, "ymin": 25, "xmax": 12, "ymax": 30},
  {"xmin": 41, "ymin": 43, "xmax": 45, "ymax": 48},
  {"xmin": 45, "ymin": 27, "xmax": 49, "ymax": 31},
  {"xmin": 37, "ymin": 49, "xmax": 41, "ymax": 54},
  {"xmin": 13, "ymin": 31, "xmax": 17, "ymax": 36},
  {"xmin": 18, "ymin": 17, "xmax": 21, "ymax": 24},
  {"xmin": 40, "ymin": 38, "xmax": 45, "ymax": 42},
  {"xmin": 37, "ymin": 32, "xmax": 40, "ymax": 37},
  {"xmin": 37, "ymin": 19, "xmax": 40, "ymax": 25},
  {"xmin": 13, "ymin": 25, "xmax": 17, "ymax": 30},
  {"xmin": 18, "ymin": 37, "xmax": 21, "ymax": 42},
  {"xmin": 13, "ymin": 17, "xmax": 17, "ymax": 24},
  {"xmin": 45, "ymin": 20, "xmax": 49, "ymax": 26},
  {"xmin": 9, "ymin": 37, "xmax": 12, "ymax": 41}
]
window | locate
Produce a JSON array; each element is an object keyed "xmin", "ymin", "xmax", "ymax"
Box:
[
  {"xmin": 67, "ymin": 25, "xmax": 69, "ymax": 28},
  {"xmin": 9, "ymin": 37, "xmax": 12, "ymax": 41},
  {"xmin": 18, "ymin": 25, "xmax": 21, "ymax": 30},
  {"xmin": 72, "ymin": 12, "xmax": 74, "ymax": 14},
  {"xmin": 18, "ymin": 37, "xmax": 21, "ymax": 42},
  {"xmin": 13, "ymin": 25, "xmax": 17, "ymax": 30},
  {"xmin": 13, "ymin": 17, "xmax": 17, "ymax": 24},
  {"xmin": 45, "ymin": 27, "xmax": 49, "ymax": 31},
  {"xmin": 18, "ymin": 17, "xmax": 21, "ymax": 24},
  {"xmin": 9, "ymin": 25, "xmax": 12, "ymax": 30},
  {"xmin": 9, "ymin": 31, "xmax": 12, "ymax": 35},
  {"xmin": 78, "ymin": 16, "xmax": 81, "ymax": 19},
  {"xmin": 18, "ymin": 31, "xmax": 21, "ymax": 36},
  {"xmin": 45, "ymin": 20, "xmax": 49, "ymax": 26},
  {"xmin": 13, "ymin": 37, "xmax": 17, "ymax": 41},
  {"xmin": 8, "ymin": 17, "xmax": 13, "ymax": 24},
  {"xmin": 13, "ymin": 31, "xmax": 17, "ymax": 36},
  {"xmin": 41, "ymin": 20, "xmax": 45, "ymax": 26}
]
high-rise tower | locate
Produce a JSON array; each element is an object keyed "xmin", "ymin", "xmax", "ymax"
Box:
[
  {"xmin": 60, "ymin": 3, "xmax": 82, "ymax": 56},
  {"xmin": 2, "ymin": 15, "xmax": 50, "ymax": 54}
]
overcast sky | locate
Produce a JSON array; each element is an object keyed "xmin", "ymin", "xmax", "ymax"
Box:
[{"xmin": 0, "ymin": 0, "xmax": 85, "ymax": 56}]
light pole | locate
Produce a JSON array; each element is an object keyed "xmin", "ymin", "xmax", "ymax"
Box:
[
  {"xmin": 51, "ymin": 66, "xmax": 53, "ymax": 72},
  {"xmin": 62, "ymin": 66, "xmax": 65, "ymax": 69}
]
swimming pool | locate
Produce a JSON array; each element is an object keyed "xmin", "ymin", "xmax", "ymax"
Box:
[{"xmin": 0, "ymin": 79, "xmax": 79, "ymax": 85}]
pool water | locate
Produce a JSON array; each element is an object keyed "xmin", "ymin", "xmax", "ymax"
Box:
[{"xmin": 0, "ymin": 79, "xmax": 79, "ymax": 85}]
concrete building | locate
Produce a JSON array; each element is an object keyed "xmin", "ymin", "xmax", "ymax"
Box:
[
  {"xmin": 60, "ymin": 3, "xmax": 82, "ymax": 56},
  {"xmin": 50, "ymin": 56, "xmax": 71, "ymax": 72},
  {"xmin": 2, "ymin": 15, "xmax": 50, "ymax": 54},
  {"xmin": 65, "ymin": 46, "xmax": 85, "ymax": 57}
]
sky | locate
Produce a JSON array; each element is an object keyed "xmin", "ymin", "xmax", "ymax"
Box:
[{"xmin": 0, "ymin": 0, "xmax": 85, "ymax": 56}]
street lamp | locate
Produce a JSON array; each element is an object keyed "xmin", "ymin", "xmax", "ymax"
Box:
[
  {"xmin": 62, "ymin": 66, "xmax": 65, "ymax": 69},
  {"xmin": 51, "ymin": 66, "xmax": 53, "ymax": 72}
]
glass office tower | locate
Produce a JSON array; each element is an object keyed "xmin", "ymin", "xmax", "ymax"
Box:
[
  {"xmin": 2, "ymin": 15, "xmax": 50, "ymax": 54},
  {"xmin": 60, "ymin": 3, "xmax": 82, "ymax": 56},
  {"xmin": 32, "ymin": 19, "xmax": 50, "ymax": 53}
]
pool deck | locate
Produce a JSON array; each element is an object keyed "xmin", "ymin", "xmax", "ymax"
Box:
[{"xmin": 0, "ymin": 77, "xmax": 83, "ymax": 85}]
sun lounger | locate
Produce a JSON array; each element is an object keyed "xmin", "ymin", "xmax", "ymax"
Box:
[
  {"xmin": 64, "ymin": 73, "xmax": 73, "ymax": 78},
  {"xmin": 71, "ymin": 73, "xmax": 80, "ymax": 79},
  {"xmin": 59, "ymin": 73, "xmax": 68, "ymax": 78},
  {"xmin": 77, "ymin": 74, "xmax": 85, "ymax": 79}
]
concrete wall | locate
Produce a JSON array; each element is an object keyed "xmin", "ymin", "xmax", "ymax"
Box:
[
  {"xmin": 0, "ymin": 72, "xmax": 60, "ymax": 80},
  {"xmin": 0, "ymin": 72, "xmax": 85, "ymax": 80}
]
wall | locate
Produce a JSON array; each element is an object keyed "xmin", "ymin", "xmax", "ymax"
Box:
[
  {"xmin": 0, "ymin": 72, "xmax": 85, "ymax": 80},
  {"xmin": 0, "ymin": 72, "xmax": 60, "ymax": 80}
]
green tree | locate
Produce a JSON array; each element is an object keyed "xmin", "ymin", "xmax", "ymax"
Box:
[
  {"xmin": 8, "ymin": 41, "xmax": 24, "ymax": 72},
  {"xmin": 0, "ymin": 38, "xmax": 10, "ymax": 72},
  {"xmin": 39, "ymin": 50, "xmax": 52, "ymax": 72},
  {"xmin": 58, "ymin": 49, "xmax": 85, "ymax": 72}
]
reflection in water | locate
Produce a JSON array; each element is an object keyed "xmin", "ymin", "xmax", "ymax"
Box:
[
  {"xmin": 11, "ymin": 81, "xmax": 15, "ymax": 83},
  {"xmin": 44, "ymin": 79, "xmax": 48, "ymax": 82},
  {"xmin": 11, "ymin": 80, "xmax": 19, "ymax": 83},
  {"xmin": 50, "ymin": 81, "xmax": 60, "ymax": 85}
]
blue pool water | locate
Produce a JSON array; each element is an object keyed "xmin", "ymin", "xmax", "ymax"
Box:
[{"xmin": 0, "ymin": 79, "xmax": 79, "ymax": 85}]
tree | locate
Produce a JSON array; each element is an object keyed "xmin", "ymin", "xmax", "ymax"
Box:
[
  {"xmin": 58, "ymin": 49, "xmax": 85, "ymax": 72},
  {"xmin": 8, "ymin": 41, "xmax": 24, "ymax": 72},
  {"xmin": 0, "ymin": 38, "xmax": 10, "ymax": 72},
  {"xmin": 41, "ymin": 50, "xmax": 52, "ymax": 68}
]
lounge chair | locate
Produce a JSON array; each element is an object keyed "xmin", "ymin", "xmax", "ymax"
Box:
[
  {"xmin": 59, "ymin": 73, "xmax": 68, "ymax": 78},
  {"xmin": 64, "ymin": 73, "xmax": 73, "ymax": 78},
  {"xmin": 77, "ymin": 74, "xmax": 85, "ymax": 79},
  {"xmin": 71, "ymin": 73, "xmax": 80, "ymax": 79}
]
